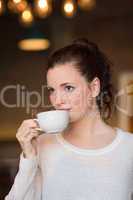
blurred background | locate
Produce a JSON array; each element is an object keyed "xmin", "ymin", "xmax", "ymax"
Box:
[{"xmin": 0, "ymin": 0, "xmax": 133, "ymax": 199}]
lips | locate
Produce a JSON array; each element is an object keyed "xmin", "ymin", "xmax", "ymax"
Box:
[{"xmin": 58, "ymin": 108, "xmax": 71, "ymax": 111}]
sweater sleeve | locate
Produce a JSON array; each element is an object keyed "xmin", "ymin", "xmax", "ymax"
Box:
[{"xmin": 5, "ymin": 153, "xmax": 42, "ymax": 200}]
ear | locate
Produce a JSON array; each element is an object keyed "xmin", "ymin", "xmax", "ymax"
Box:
[{"xmin": 89, "ymin": 77, "xmax": 101, "ymax": 98}]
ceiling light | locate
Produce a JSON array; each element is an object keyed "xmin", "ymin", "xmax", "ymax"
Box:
[{"xmin": 18, "ymin": 27, "xmax": 50, "ymax": 51}]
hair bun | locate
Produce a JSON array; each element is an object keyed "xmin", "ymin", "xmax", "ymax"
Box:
[{"xmin": 73, "ymin": 38, "xmax": 98, "ymax": 52}]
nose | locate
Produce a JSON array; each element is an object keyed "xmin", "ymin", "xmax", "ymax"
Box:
[{"xmin": 54, "ymin": 91, "xmax": 65, "ymax": 108}]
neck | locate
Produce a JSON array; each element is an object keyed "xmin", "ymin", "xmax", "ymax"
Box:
[{"xmin": 64, "ymin": 111, "xmax": 110, "ymax": 140}]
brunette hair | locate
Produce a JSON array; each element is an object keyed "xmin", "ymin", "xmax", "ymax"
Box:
[{"xmin": 47, "ymin": 38, "xmax": 114, "ymax": 121}]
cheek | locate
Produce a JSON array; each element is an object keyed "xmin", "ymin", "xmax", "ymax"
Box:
[
  {"xmin": 48, "ymin": 89, "xmax": 92, "ymax": 110},
  {"xmin": 69, "ymin": 90, "xmax": 89, "ymax": 108},
  {"xmin": 70, "ymin": 95, "xmax": 82, "ymax": 107}
]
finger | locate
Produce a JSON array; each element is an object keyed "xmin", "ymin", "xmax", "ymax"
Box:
[
  {"xmin": 16, "ymin": 126, "xmax": 29, "ymax": 139},
  {"xmin": 33, "ymin": 119, "xmax": 40, "ymax": 127},
  {"xmin": 34, "ymin": 127, "xmax": 44, "ymax": 132},
  {"xmin": 17, "ymin": 127, "xmax": 38, "ymax": 141},
  {"xmin": 21, "ymin": 119, "xmax": 39, "ymax": 130},
  {"xmin": 24, "ymin": 132, "xmax": 39, "ymax": 142},
  {"xmin": 18, "ymin": 131, "xmax": 39, "ymax": 143},
  {"xmin": 16, "ymin": 121, "xmax": 39, "ymax": 137}
]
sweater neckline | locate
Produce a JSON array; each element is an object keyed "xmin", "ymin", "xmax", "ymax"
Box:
[{"xmin": 56, "ymin": 127, "xmax": 124, "ymax": 155}]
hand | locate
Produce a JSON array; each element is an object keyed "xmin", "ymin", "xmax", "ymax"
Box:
[{"xmin": 16, "ymin": 119, "xmax": 40, "ymax": 159}]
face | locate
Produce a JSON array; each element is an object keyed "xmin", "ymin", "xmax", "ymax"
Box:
[{"xmin": 46, "ymin": 63, "xmax": 100, "ymax": 123}]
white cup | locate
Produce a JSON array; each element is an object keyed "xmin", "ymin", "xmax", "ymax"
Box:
[{"xmin": 35, "ymin": 110, "xmax": 69, "ymax": 133}]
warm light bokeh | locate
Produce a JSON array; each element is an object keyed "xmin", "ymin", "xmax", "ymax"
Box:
[
  {"xmin": 20, "ymin": 7, "xmax": 34, "ymax": 26},
  {"xmin": 34, "ymin": 0, "xmax": 52, "ymax": 18},
  {"xmin": 78, "ymin": 0, "xmax": 96, "ymax": 10},
  {"xmin": 18, "ymin": 38, "xmax": 50, "ymax": 51},
  {"xmin": 0, "ymin": 0, "xmax": 5, "ymax": 15},
  {"xmin": 62, "ymin": 0, "xmax": 76, "ymax": 18}
]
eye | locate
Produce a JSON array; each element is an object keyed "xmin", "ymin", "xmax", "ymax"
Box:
[{"xmin": 65, "ymin": 85, "xmax": 75, "ymax": 92}]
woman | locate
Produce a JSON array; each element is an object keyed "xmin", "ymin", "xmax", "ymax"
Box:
[{"xmin": 5, "ymin": 38, "xmax": 133, "ymax": 200}]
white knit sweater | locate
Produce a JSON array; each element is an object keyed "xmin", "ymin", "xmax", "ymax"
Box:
[{"xmin": 5, "ymin": 128, "xmax": 133, "ymax": 200}]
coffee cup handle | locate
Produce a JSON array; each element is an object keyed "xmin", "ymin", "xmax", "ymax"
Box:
[
  {"xmin": 33, "ymin": 119, "xmax": 44, "ymax": 132},
  {"xmin": 33, "ymin": 118, "xmax": 39, "ymax": 123}
]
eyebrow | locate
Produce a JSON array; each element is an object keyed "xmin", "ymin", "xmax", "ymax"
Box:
[{"xmin": 47, "ymin": 82, "xmax": 74, "ymax": 89}]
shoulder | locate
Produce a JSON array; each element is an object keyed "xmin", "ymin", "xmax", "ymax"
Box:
[
  {"xmin": 119, "ymin": 128, "xmax": 133, "ymax": 137},
  {"xmin": 116, "ymin": 128, "xmax": 133, "ymax": 160},
  {"xmin": 118, "ymin": 127, "xmax": 133, "ymax": 144}
]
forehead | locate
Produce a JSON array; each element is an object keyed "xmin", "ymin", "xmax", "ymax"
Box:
[{"xmin": 46, "ymin": 63, "xmax": 86, "ymax": 86}]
